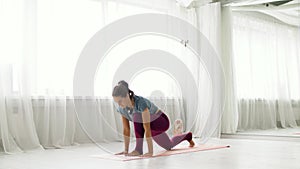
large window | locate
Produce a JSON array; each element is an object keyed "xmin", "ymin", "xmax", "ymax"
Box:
[
  {"xmin": 1, "ymin": 0, "xmax": 204, "ymax": 98},
  {"xmin": 36, "ymin": 0, "xmax": 103, "ymax": 94},
  {"xmin": 232, "ymin": 12, "xmax": 300, "ymax": 100},
  {"xmin": 36, "ymin": 0, "xmax": 184, "ymax": 96}
]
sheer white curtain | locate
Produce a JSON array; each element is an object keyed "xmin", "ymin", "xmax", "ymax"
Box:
[
  {"xmin": 220, "ymin": 6, "xmax": 239, "ymax": 134},
  {"xmin": 0, "ymin": 0, "xmax": 192, "ymax": 154},
  {"xmin": 232, "ymin": 12, "xmax": 300, "ymax": 130},
  {"xmin": 0, "ymin": 0, "xmax": 226, "ymax": 153},
  {"xmin": 0, "ymin": 65, "xmax": 41, "ymax": 154},
  {"xmin": 0, "ymin": 0, "xmax": 112, "ymax": 153},
  {"xmin": 192, "ymin": 2, "xmax": 225, "ymax": 137},
  {"xmin": 0, "ymin": 0, "xmax": 42, "ymax": 153}
]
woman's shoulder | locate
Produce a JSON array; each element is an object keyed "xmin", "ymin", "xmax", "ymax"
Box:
[
  {"xmin": 134, "ymin": 95, "xmax": 149, "ymax": 103},
  {"xmin": 133, "ymin": 95, "xmax": 149, "ymax": 111}
]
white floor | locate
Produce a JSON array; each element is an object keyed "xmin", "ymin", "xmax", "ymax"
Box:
[{"xmin": 1, "ymin": 137, "xmax": 300, "ymax": 169}]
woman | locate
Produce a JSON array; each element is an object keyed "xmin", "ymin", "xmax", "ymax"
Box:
[{"xmin": 113, "ymin": 80, "xmax": 195, "ymax": 157}]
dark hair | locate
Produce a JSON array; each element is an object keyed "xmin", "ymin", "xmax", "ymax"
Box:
[{"xmin": 112, "ymin": 80, "xmax": 134, "ymax": 100}]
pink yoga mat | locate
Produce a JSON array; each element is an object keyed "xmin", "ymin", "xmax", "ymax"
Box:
[{"xmin": 91, "ymin": 144, "xmax": 230, "ymax": 161}]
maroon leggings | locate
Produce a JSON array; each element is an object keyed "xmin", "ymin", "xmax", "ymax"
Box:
[{"xmin": 133, "ymin": 111, "xmax": 192, "ymax": 154}]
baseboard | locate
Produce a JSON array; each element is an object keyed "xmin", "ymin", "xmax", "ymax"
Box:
[{"xmin": 221, "ymin": 133, "xmax": 300, "ymax": 142}]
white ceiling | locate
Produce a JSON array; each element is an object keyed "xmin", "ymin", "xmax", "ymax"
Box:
[
  {"xmin": 227, "ymin": 0, "xmax": 300, "ymax": 26},
  {"xmin": 177, "ymin": 0, "xmax": 299, "ymax": 26}
]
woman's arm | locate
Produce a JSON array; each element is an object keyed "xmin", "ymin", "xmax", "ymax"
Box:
[
  {"xmin": 142, "ymin": 108, "xmax": 153, "ymax": 156},
  {"xmin": 115, "ymin": 116, "xmax": 130, "ymax": 155},
  {"xmin": 122, "ymin": 116, "xmax": 130, "ymax": 153}
]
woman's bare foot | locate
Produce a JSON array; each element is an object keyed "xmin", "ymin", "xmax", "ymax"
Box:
[
  {"xmin": 186, "ymin": 132, "xmax": 195, "ymax": 147},
  {"xmin": 189, "ymin": 139, "xmax": 195, "ymax": 147}
]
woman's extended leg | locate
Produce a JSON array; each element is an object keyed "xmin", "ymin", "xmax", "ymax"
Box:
[{"xmin": 150, "ymin": 112, "xmax": 193, "ymax": 150}]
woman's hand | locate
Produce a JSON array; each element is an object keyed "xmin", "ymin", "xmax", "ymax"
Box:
[
  {"xmin": 126, "ymin": 150, "xmax": 141, "ymax": 156},
  {"xmin": 115, "ymin": 151, "xmax": 128, "ymax": 155},
  {"xmin": 140, "ymin": 152, "xmax": 153, "ymax": 157}
]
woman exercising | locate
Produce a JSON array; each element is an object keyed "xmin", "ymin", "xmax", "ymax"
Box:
[{"xmin": 113, "ymin": 80, "xmax": 194, "ymax": 157}]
